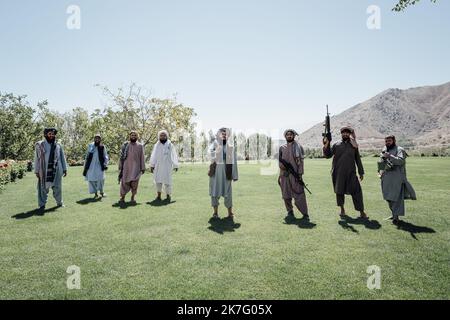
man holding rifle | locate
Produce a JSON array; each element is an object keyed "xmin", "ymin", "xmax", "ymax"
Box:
[
  {"xmin": 378, "ymin": 135, "xmax": 416, "ymax": 224},
  {"xmin": 323, "ymin": 126, "xmax": 368, "ymax": 219},
  {"xmin": 278, "ymin": 129, "xmax": 309, "ymax": 219}
]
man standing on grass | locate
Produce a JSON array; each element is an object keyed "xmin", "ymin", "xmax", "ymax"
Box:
[
  {"xmin": 118, "ymin": 131, "xmax": 146, "ymax": 205},
  {"xmin": 323, "ymin": 126, "xmax": 368, "ymax": 219},
  {"xmin": 83, "ymin": 134, "xmax": 109, "ymax": 199},
  {"xmin": 378, "ymin": 135, "xmax": 416, "ymax": 224},
  {"xmin": 278, "ymin": 129, "xmax": 309, "ymax": 219},
  {"xmin": 150, "ymin": 130, "xmax": 179, "ymax": 202},
  {"xmin": 209, "ymin": 127, "xmax": 238, "ymax": 219},
  {"xmin": 34, "ymin": 128, "xmax": 68, "ymax": 212}
]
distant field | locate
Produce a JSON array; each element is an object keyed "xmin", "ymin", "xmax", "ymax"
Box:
[{"xmin": 0, "ymin": 157, "xmax": 449, "ymax": 299}]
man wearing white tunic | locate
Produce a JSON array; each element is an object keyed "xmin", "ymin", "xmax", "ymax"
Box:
[
  {"xmin": 83, "ymin": 134, "xmax": 109, "ymax": 198},
  {"xmin": 209, "ymin": 128, "xmax": 238, "ymax": 219},
  {"xmin": 378, "ymin": 135, "xmax": 416, "ymax": 224},
  {"xmin": 34, "ymin": 128, "xmax": 68, "ymax": 212},
  {"xmin": 150, "ymin": 130, "xmax": 179, "ymax": 202}
]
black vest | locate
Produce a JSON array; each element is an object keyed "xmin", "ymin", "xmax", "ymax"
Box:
[{"xmin": 83, "ymin": 145, "xmax": 106, "ymax": 176}]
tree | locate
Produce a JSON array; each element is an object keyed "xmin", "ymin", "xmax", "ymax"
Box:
[
  {"xmin": 37, "ymin": 104, "xmax": 66, "ymax": 143},
  {"xmin": 393, "ymin": 0, "xmax": 438, "ymax": 12},
  {"xmin": 235, "ymin": 132, "xmax": 247, "ymax": 161},
  {"xmin": 267, "ymin": 137, "xmax": 272, "ymax": 158},
  {"xmin": 197, "ymin": 131, "xmax": 209, "ymax": 162},
  {"xmin": 96, "ymin": 84, "xmax": 196, "ymax": 160},
  {"xmin": 62, "ymin": 107, "xmax": 92, "ymax": 161},
  {"xmin": 0, "ymin": 93, "xmax": 43, "ymax": 160},
  {"xmin": 1, "ymin": 85, "xmax": 197, "ymax": 162}
]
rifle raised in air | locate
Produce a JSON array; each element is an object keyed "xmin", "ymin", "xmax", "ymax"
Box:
[{"xmin": 322, "ymin": 104, "xmax": 332, "ymax": 143}]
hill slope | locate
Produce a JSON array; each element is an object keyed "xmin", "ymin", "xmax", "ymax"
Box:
[{"xmin": 298, "ymin": 82, "xmax": 450, "ymax": 149}]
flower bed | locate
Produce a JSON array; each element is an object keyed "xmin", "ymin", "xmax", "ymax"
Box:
[
  {"xmin": 0, "ymin": 160, "xmax": 28, "ymax": 191},
  {"xmin": 68, "ymin": 159, "xmax": 85, "ymax": 167}
]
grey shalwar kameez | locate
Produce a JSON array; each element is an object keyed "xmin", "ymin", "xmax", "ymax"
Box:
[
  {"xmin": 378, "ymin": 145, "xmax": 416, "ymax": 218},
  {"xmin": 278, "ymin": 142, "xmax": 308, "ymax": 215},
  {"xmin": 209, "ymin": 136, "xmax": 238, "ymax": 209},
  {"xmin": 34, "ymin": 140, "xmax": 67, "ymax": 208}
]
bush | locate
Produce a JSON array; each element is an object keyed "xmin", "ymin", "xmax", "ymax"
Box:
[
  {"xmin": 0, "ymin": 168, "xmax": 9, "ymax": 191},
  {"xmin": 0, "ymin": 160, "xmax": 28, "ymax": 191},
  {"xmin": 68, "ymin": 159, "xmax": 85, "ymax": 167},
  {"xmin": 27, "ymin": 160, "xmax": 33, "ymax": 172}
]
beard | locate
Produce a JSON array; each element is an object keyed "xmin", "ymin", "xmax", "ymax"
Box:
[
  {"xmin": 94, "ymin": 141, "xmax": 100, "ymax": 146},
  {"xmin": 159, "ymin": 138, "xmax": 167, "ymax": 144},
  {"xmin": 342, "ymin": 136, "xmax": 350, "ymax": 141},
  {"xmin": 386, "ymin": 143, "xmax": 396, "ymax": 151},
  {"xmin": 45, "ymin": 136, "xmax": 55, "ymax": 143},
  {"xmin": 286, "ymin": 137, "xmax": 294, "ymax": 143},
  {"xmin": 130, "ymin": 138, "xmax": 137, "ymax": 143}
]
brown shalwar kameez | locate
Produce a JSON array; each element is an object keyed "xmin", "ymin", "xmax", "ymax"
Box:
[
  {"xmin": 278, "ymin": 142, "xmax": 308, "ymax": 215},
  {"xmin": 119, "ymin": 142, "xmax": 146, "ymax": 197},
  {"xmin": 323, "ymin": 140, "xmax": 365, "ymax": 211}
]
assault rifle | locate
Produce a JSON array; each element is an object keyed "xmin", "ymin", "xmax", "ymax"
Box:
[
  {"xmin": 322, "ymin": 105, "xmax": 332, "ymax": 143},
  {"xmin": 279, "ymin": 158, "xmax": 312, "ymax": 195}
]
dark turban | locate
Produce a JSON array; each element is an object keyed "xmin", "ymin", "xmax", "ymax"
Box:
[
  {"xmin": 44, "ymin": 128, "xmax": 58, "ymax": 135},
  {"xmin": 284, "ymin": 129, "xmax": 299, "ymax": 137},
  {"xmin": 340, "ymin": 126, "xmax": 354, "ymax": 134}
]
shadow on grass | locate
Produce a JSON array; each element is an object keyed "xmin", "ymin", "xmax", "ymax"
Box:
[
  {"xmin": 147, "ymin": 198, "xmax": 176, "ymax": 207},
  {"xmin": 338, "ymin": 215, "xmax": 382, "ymax": 234},
  {"xmin": 111, "ymin": 201, "xmax": 142, "ymax": 210},
  {"xmin": 395, "ymin": 221, "xmax": 436, "ymax": 240},
  {"xmin": 284, "ymin": 215, "xmax": 317, "ymax": 229},
  {"xmin": 208, "ymin": 217, "xmax": 241, "ymax": 234},
  {"xmin": 11, "ymin": 206, "xmax": 59, "ymax": 219},
  {"xmin": 76, "ymin": 197, "xmax": 102, "ymax": 205}
]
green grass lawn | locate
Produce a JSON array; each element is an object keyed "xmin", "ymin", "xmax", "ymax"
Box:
[{"xmin": 0, "ymin": 157, "xmax": 449, "ymax": 300}]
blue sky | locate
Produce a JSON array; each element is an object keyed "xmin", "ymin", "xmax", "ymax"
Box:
[{"xmin": 0, "ymin": 0, "xmax": 449, "ymax": 138}]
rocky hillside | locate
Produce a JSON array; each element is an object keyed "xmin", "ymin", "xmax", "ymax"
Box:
[{"xmin": 298, "ymin": 82, "xmax": 450, "ymax": 149}]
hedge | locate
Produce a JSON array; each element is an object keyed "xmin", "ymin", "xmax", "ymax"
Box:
[{"xmin": 0, "ymin": 160, "xmax": 29, "ymax": 191}]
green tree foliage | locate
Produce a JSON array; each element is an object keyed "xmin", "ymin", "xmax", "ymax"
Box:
[
  {"xmin": 1, "ymin": 84, "xmax": 197, "ymax": 162},
  {"xmin": 95, "ymin": 83, "xmax": 197, "ymax": 160},
  {"xmin": 62, "ymin": 107, "xmax": 92, "ymax": 161},
  {"xmin": 393, "ymin": 0, "xmax": 438, "ymax": 12},
  {"xmin": 0, "ymin": 93, "xmax": 43, "ymax": 160}
]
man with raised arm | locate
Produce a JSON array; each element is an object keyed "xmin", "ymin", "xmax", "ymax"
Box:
[{"xmin": 323, "ymin": 126, "xmax": 368, "ymax": 219}]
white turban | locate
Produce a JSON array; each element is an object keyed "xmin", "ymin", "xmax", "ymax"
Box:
[
  {"xmin": 158, "ymin": 130, "xmax": 169, "ymax": 139},
  {"xmin": 216, "ymin": 127, "xmax": 233, "ymax": 145}
]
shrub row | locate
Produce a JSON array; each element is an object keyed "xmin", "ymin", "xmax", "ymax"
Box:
[{"xmin": 0, "ymin": 160, "xmax": 29, "ymax": 191}]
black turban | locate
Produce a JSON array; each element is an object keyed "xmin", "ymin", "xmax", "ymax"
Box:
[
  {"xmin": 340, "ymin": 126, "xmax": 354, "ymax": 134},
  {"xmin": 44, "ymin": 128, "xmax": 58, "ymax": 135}
]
